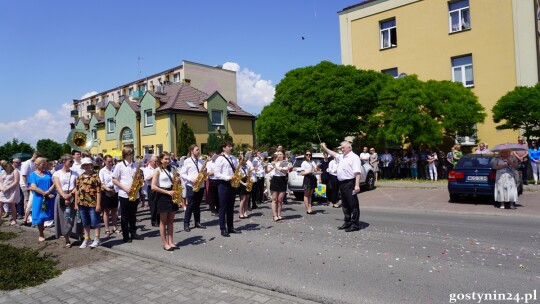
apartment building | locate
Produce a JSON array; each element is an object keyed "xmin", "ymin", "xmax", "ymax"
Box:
[{"xmin": 339, "ymin": 0, "xmax": 540, "ymax": 146}]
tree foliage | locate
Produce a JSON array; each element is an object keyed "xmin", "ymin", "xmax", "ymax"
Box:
[
  {"xmin": 203, "ymin": 132, "xmax": 233, "ymax": 155},
  {"xmin": 0, "ymin": 139, "xmax": 34, "ymax": 161},
  {"xmin": 36, "ymin": 139, "xmax": 63, "ymax": 161},
  {"xmin": 492, "ymin": 83, "xmax": 540, "ymax": 139},
  {"xmin": 256, "ymin": 61, "xmax": 390, "ymax": 150},
  {"xmin": 176, "ymin": 120, "xmax": 196, "ymax": 157},
  {"xmin": 365, "ymin": 76, "xmax": 485, "ymax": 147}
]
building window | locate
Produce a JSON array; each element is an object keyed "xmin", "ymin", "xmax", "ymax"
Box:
[
  {"xmin": 107, "ymin": 118, "xmax": 115, "ymax": 133},
  {"xmin": 139, "ymin": 83, "xmax": 147, "ymax": 92},
  {"xmin": 381, "ymin": 68, "xmax": 398, "ymax": 77},
  {"xmin": 91, "ymin": 129, "xmax": 97, "ymax": 140},
  {"xmin": 156, "ymin": 144, "xmax": 163, "ymax": 155},
  {"xmin": 449, "ymin": 0, "xmax": 470, "ymax": 33},
  {"xmin": 212, "ymin": 110, "xmax": 223, "ymax": 126},
  {"xmin": 173, "ymin": 73, "xmax": 180, "ymax": 83},
  {"xmin": 128, "ymin": 87, "xmax": 133, "ymax": 97},
  {"xmin": 452, "ymin": 55, "xmax": 474, "ymax": 87},
  {"xmin": 144, "ymin": 109, "xmax": 154, "ymax": 127},
  {"xmin": 380, "ymin": 18, "xmax": 397, "ymax": 49}
]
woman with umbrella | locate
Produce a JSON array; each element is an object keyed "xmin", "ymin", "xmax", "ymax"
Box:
[{"xmin": 491, "ymin": 144, "xmax": 520, "ymax": 209}]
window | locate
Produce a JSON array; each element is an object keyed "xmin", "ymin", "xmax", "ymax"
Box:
[
  {"xmin": 173, "ymin": 73, "xmax": 180, "ymax": 83},
  {"xmin": 381, "ymin": 68, "xmax": 398, "ymax": 77},
  {"xmin": 144, "ymin": 109, "xmax": 154, "ymax": 127},
  {"xmin": 380, "ymin": 19, "xmax": 397, "ymax": 49},
  {"xmin": 139, "ymin": 83, "xmax": 147, "ymax": 92},
  {"xmin": 452, "ymin": 55, "xmax": 474, "ymax": 87},
  {"xmin": 156, "ymin": 144, "xmax": 163, "ymax": 155},
  {"xmin": 449, "ymin": 0, "xmax": 470, "ymax": 33},
  {"xmin": 107, "ymin": 118, "xmax": 115, "ymax": 133},
  {"xmin": 212, "ymin": 110, "xmax": 223, "ymax": 126},
  {"xmin": 92, "ymin": 129, "xmax": 97, "ymax": 140}
]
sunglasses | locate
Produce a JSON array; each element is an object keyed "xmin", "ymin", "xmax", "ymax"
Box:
[
  {"xmin": 305, "ymin": 154, "xmax": 312, "ymax": 156},
  {"xmin": 13, "ymin": 161, "xmax": 21, "ymax": 164}
]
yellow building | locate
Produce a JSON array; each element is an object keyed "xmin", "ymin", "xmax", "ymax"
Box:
[
  {"xmin": 72, "ymin": 60, "xmax": 255, "ymax": 156},
  {"xmin": 339, "ymin": 0, "xmax": 540, "ymax": 146}
]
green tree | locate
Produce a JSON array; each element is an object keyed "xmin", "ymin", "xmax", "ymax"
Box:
[
  {"xmin": 203, "ymin": 132, "xmax": 233, "ymax": 155},
  {"xmin": 176, "ymin": 120, "xmax": 196, "ymax": 157},
  {"xmin": 256, "ymin": 61, "xmax": 390, "ymax": 150},
  {"xmin": 0, "ymin": 139, "xmax": 34, "ymax": 161},
  {"xmin": 492, "ymin": 83, "xmax": 540, "ymax": 139},
  {"xmin": 36, "ymin": 139, "xmax": 63, "ymax": 161},
  {"xmin": 365, "ymin": 76, "xmax": 485, "ymax": 147}
]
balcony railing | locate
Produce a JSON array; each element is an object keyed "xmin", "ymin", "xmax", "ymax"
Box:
[
  {"xmin": 70, "ymin": 110, "xmax": 79, "ymax": 117},
  {"xmin": 97, "ymin": 101, "xmax": 107, "ymax": 109},
  {"xmin": 131, "ymin": 90, "xmax": 144, "ymax": 100},
  {"xmin": 87, "ymin": 105, "xmax": 96, "ymax": 113}
]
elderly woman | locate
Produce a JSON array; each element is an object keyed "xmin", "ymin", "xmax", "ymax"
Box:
[
  {"xmin": 28, "ymin": 157, "xmax": 55, "ymax": 242},
  {"xmin": 52, "ymin": 154, "xmax": 79, "ymax": 248},
  {"xmin": 492, "ymin": 149, "xmax": 519, "ymax": 209},
  {"xmin": 369, "ymin": 148, "xmax": 379, "ymax": 181},
  {"xmin": 0, "ymin": 160, "xmax": 21, "ymax": 226}
]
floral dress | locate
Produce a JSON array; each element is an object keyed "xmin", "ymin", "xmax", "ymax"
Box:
[{"xmin": 493, "ymin": 156, "xmax": 518, "ymax": 203}]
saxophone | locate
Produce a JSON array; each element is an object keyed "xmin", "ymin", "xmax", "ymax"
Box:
[
  {"xmin": 172, "ymin": 167, "xmax": 182, "ymax": 205},
  {"xmin": 245, "ymin": 167, "xmax": 254, "ymax": 192},
  {"xmin": 192, "ymin": 156, "xmax": 209, "ymax": 192},
  {"xmin": 231, "ymin": 155, "xmax": 243, "ymax": 188},
  {"xmin": 128, "ymin": 157, "xmax": 144, "ymax": 202}
]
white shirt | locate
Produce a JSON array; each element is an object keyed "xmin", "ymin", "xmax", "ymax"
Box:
[
  {"xmin": 328, "ymin": 160, "xmax": 338, "ymax": 176},
  {"xmin": 335, "ymin": 152, "xmax": 361, "ymax": 181},
  {"xmin": 381, "ymin": 153, "xmax": 393, "ymax": 167},
  {"xmin": 301, "ymin": 160, "xmax": 316, "ymax": 174},
  {"xmin": 112, "ymin": 160, "xmax": 139, "ymax": 199},
  {"xmin": 207, "ymin": 160, "xmax": 217, "ymax": 180},
  {"xmin": 267, "ymin": 161, "xmax": 289, "ymax": 177},
  {"xmin": 99, "ymin": 166, "xmax": 115, "ymax": 189},
  {"xmin": 72, "ymin": 160, "xmax": 84, "ymax": 175},
  {"xmin": 248, "ymin": 157, "xmax": 265, "ymax": 178},
  {"xmin": 143, "ymin": 165, "xmax": 157, "ymax": 191},
  {"xmin": 213, "ymin": 154, "xmax": 238, "ymax": 181},
  {"xmin": 52, "ymin": 169, "xmax": 78, "ymax": 192},
  {"xmin": 359, "ymin": 152, "xmax": 370, "ymax": 161},
  {"xmin": 20, "ymin": 159, "xmax": 35, "ymax": 186},
  {"xmin": 156, "ymin": 167, "xmax": 175, "ymax": 189},
  {"xmin": 181, "ymin": 157, "xmax": 205, "ymax": 188}
]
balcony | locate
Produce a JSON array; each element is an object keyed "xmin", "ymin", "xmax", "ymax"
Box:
[
  {"xmin": 87, "ymin": 105, "xmax": 96, "ymax": 113},
  {"xmin": 97, "ymin": 101, "xmax": 107, "ymax": 109},
  {"xmin": 131, "ymin": 90, "xmax": 144, "ymax": 100},
  {"xmin": 70, "ymin": 110, "xmax": 79, "ymax": 117}
]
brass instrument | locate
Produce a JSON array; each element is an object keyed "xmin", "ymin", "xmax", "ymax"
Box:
[
  {"xmin": 245, "ymin": 167, "xmax": 254, "ymax": 192},
  {"xmin": 192, "ymin": 156, "xmax": 209, "ymax": 192},
  {"xmin": 128, "ymin": 157, "xmax": 144, "ymax": 202},
  {"xmin": 66, "ymin": 129, "xmax": 93, "ymax": 152},
  {"xmin": 172, "ymin": 167, "xmax": 182, "ymax": 205},
  {"xmin": 231, "ymin": 155, "xmax": 243, "ymax": 188}
]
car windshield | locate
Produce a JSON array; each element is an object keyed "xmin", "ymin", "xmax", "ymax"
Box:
[
  {"xmin": 456, "ymin": 156, "xmax": 495, "ymax": 169},
  {"xmin": 292, "ymin": 157, "xmax": 323, "ymax": 168}
]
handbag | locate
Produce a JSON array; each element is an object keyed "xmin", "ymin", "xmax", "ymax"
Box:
[{"xmin": 59, "ymin": 171, "xmax": 74, "ymax": 206}]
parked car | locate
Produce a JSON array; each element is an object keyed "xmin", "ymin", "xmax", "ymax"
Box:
[
  {"xmin": 288, "ymin": 153, "xmax": 376, "ymax": 201},
  {"xmin": 447, "ymin": 153, "xmax": 523, "ymax": 202}
]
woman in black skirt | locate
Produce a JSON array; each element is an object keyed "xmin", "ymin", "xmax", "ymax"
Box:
[
  {"xmin": 151, "ymin": 152, "xmax": 179, "ymax": 251},
  {"xmin": 301, "ymin": 151, "xmax": 318, "ymax": 214},
  {"xmin": 238, "ymin": 161, "xmax": 255, "ymax": 219},
  {"xmin": 267, "ymin": 152, "xmax": 290, "ymax": 221},
  {"xmin": 99, "ymin": 155, "xmax": 119, "ymax": 236}
]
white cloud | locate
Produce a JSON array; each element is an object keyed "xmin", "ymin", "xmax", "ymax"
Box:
[
  {"xmin": 223, "ymin": 62, "xmax": 275, "ymax": 115},
  {"xmin": 80, "ymin": 91, "xmax": 98, "ymax": 99},
  {"xmin": 0, "ymin": 103, "xmax": 72, "ymax": 147}
]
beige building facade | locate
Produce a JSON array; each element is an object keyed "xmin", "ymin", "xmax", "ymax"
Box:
[{"xmin": 339, "ymin": 0, "xmax": 540, "ymax": 146}]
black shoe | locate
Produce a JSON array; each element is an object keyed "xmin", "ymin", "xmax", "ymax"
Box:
[
  {"xmin": 228, "ymin": 229, "xmax": 241, "ymax": 234},
  {"xmin": 151, "ymin": 223, "xmax": 158, "ymax": 227},
  {"xmin": 163, "ymin": 246, "xmax": 174, "ymax": 251},
  {"xmin": 184, "ymin": 225, "xmax": 191, "ymax": 232},
  {"xmin": 251, "ymin": 204, "xmax": 258, "ymax": 210},
  {"xmin": 345, "ymin": 227, "xmax": 360, "ymax": 232},
  {"xmin": 131, "ymin": 234, "xmax": 142, "ymax": 240},
  {"xmin": 221, "ymin": 230, "xmax": 230, "ymax": 237},
  {"xmin": 123, "ymin": 238, "xmax": 132, "ymax": 243},
  {"xmin": 338, "ymin": 224, "xmax": 351, "ymax": 230},
  {"xmin": 195, "ymin": 223, "xmax": 206, "ymax": 229}
]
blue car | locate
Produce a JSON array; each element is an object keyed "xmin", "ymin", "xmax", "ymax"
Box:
[{"xmin": 447, "ymin": 154, "xmax": 522, "ymax": 202}]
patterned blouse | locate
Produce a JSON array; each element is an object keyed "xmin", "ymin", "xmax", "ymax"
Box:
[{"xmin": 76, "ymin": 173, "xmax": 101, "ymax": 207}]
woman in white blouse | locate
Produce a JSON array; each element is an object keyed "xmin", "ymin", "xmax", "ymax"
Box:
[
  {"xmin": 52, "ymin": 154, "xmax": 79, "ymax": 248},
  {"xmin": 266, "ymin": 152, "xmax": 290, "ymax": 221},
  {"xmin": 301, "ymin": 151, "xmax": 319, "ymax": 214},
  {"xmin": 99, "ymin": 155, "xmax": 118, "ymax": 236}
]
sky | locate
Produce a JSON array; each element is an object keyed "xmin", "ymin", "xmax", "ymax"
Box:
[{"xmin": 0, "ymin": 0, "xmax": 359, "ymax": 147}]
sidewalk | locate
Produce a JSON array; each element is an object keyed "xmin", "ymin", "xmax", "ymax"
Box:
[
  {"xmin": 1, "ymin": 246, "xmax": 317, "ymax": 304},
  {"xmin": 375, "ymin": 179, "xmax": 540, "ymax": 192}
]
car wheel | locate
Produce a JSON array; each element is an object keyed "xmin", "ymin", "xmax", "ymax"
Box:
[
  {"xmin": 449, "ymin": 193, "xmax": 460, "ymax": 202},
  {"xmin": 294, "ymin": 192, "xmax": 304, "ymax": 201},
  {"xmin": 364, "ymin": 172, "xmax": 375, "ymax": 191}
]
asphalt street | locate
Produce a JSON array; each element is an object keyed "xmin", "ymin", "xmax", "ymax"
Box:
[{"xmin": 100, "ymin": 185, "xmax": 540, "ymax": 304}]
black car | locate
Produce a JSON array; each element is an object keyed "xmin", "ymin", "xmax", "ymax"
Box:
[{"xmin": 447, "ymin": 154, "xmax": 523, "ymax": 202}]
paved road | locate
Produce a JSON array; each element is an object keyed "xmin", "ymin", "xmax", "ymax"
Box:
[{"xmin": 96, "ymin": 185, "xmax": 539, "ymax": 304}]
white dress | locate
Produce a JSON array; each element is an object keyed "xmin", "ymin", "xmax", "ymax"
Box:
[{"xmin": 493, "ymin": 157, "xmax": 518, "ymax": 203}]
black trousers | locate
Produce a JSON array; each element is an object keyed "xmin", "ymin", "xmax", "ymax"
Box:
[
  {"xmin": 185, "ymin": 186, "xmax": 204, "ymax": 226},
  {"xmin": 338, "ymin": 179, "xmax": 360, "ymax": 229},
  {"xmin": 327, "ymin": 175, "xmax": 339, "ymax": 203},
  {"xmin": 218, "ymin": 180, "xmax": 235, "ymax": 231},
  {"xmin": 256, "ymin": 177, "xmax": 265, "ymax": 202},
  {"xmin": 209, "ymin": 179, "xmax": 220, "ymax": 212},
  {"xmin": 250, "ymin": 180, "xmax": 259, "ymax": 207},
  {"xmin": 147, "ymin": 185, "xmax": 158, "ymax": 225},
  {"xmin": 119, "ymin": 196, "xmax": 139, "ymax": 239}
]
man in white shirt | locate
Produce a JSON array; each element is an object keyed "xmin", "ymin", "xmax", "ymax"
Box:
[
  {"xmin": 380, "ymin": 150, "xmax": 393, "ymax": 179},
  {"xmin": 180, "ymin": 144, "xmax": 207, "ymax": 232},
  {"xmin": 20, "ymin": 151, "xmax": 41, "ymax": 225},
  {"xmin": 321, "ymin": 141, "xmax": 362, "ymax": 232},
  {"xmin": 144, "ymin": 155, "xmax": 159, "ymax": 227},
  {"xmin": 112, "ymin": 147, "xmax": 142, "ymax": 242},
  {"xmin": 206, "ymin": 152, "xmax": 220, "ymax": 215},
  {"xmin": 213, "ymin": 141, "xmax": 239, "ymax": 237},
  {"xmin": 71, "ymin": 150, "xmax": 84, "ymax": 174},
  {"xmin": 359, "ymin": 147, "xmax": 370, "ymax": 165}
]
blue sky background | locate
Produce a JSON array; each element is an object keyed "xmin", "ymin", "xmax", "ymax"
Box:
[{"xmin": 0, "ymin": 0, "xmax": 358, "ymax": 146}]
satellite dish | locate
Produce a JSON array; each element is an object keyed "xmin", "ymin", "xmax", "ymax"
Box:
[{"xmin": 398, "ymin": 73, "xmax": 408, "ymax": 78}]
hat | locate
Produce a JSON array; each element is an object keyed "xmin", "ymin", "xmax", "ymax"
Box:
[{"xmin": 81, "ymin": 157, "xmax": 94, "ymax": 166}]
